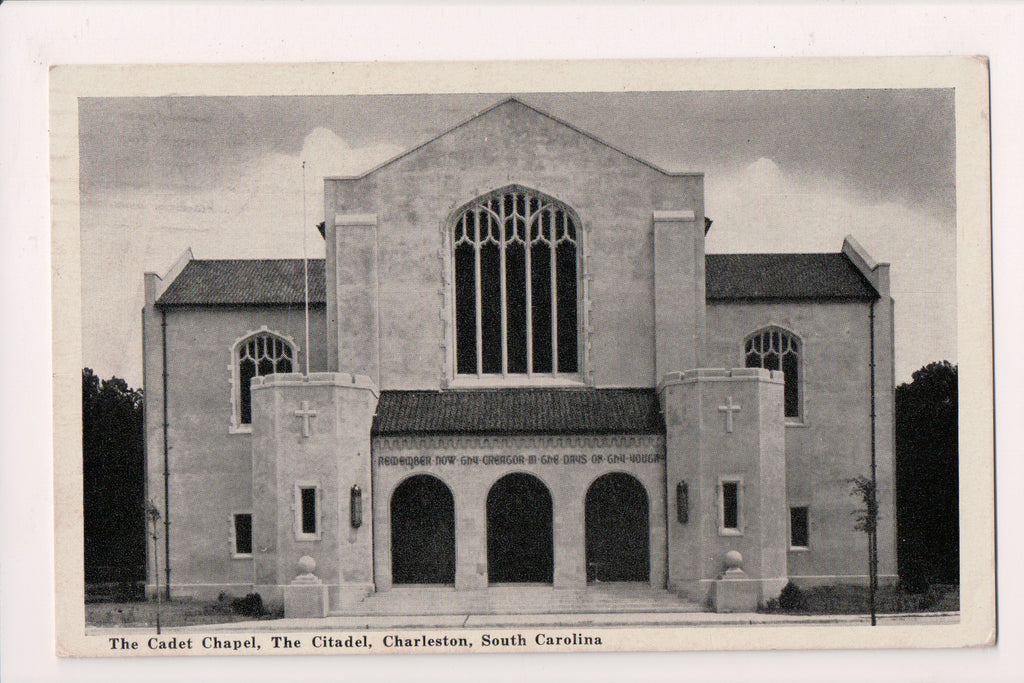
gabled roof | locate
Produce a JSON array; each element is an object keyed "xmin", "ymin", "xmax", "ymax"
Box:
[
  {"xmin": 328, "ymin": 96, "xmax": 696, "ymax": 181},
  {"xmin": 156, "ymin": 252, "xmax": 878, "ymax": 307},
  {"xmin": 372, "ymin": 389, "xmax": 663, "ymax": 436},
  {"xmin": 156, "ymin": 259, "xmax": 326, "ymax": 307},
  {"xmin": 705, "ymin": 252, "xmax": 879, "ymax": 301}
]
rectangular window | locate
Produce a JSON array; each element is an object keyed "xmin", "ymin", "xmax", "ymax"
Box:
[
  {"xmin": 722, "ymin": 482, "xmax": 739, "ymax": 529},
  {"xmin": 790, "ymin": 506, "xmax": 809, "ymax": 548},
  {"xmin": 301, "ymin": 487, "xmax": 317, "ymax": 535},
  {"xmin": 719, "ymin": 478, "xmax": 743, "ymax": 535},
  {"xmin": 233, "ymin": 513, "xmax": 252, "ymax": 555}
]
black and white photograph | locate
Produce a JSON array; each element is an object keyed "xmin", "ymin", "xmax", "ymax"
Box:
[
  {"xmin": 5, "ymin": 2, "xmax": 1022, "ymax": 679},
  {"xmin": 44, "ymin": 57, "xmax": 994, "ymax": 661}
]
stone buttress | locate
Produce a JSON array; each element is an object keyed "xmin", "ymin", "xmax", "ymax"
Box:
[
  {"xmin": 659, "ymin": 368, "xmax": 788, "ymax": 606},
  {"xmin": 249, "ymin": 372, "xmax": 378, "ymax": 610}
]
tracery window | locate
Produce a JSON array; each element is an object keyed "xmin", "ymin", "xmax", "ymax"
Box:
[
  {"xmin": 453, "ymin": 187, "xmax": 579, "ymax": 378},
  {"xmin": 234, "ymin": 331, "xmax": 294, "ymax": 426},
  {"xmin": 744, "ymin": 327, "xmax": 800, "ymax": 418}
]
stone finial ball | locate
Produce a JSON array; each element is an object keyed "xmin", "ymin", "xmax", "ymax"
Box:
[
  {"xmin": 298, "ymin": 555, "xmax": 317, "ymax": 574},
  {"xmin": 724, "ymin": 550, "xmax": 743, "ymax": 570}
]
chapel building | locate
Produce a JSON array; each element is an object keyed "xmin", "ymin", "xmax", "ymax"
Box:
[{"xmin": 141, "ymin": 98, "xmax": 896, "ymax": 613}]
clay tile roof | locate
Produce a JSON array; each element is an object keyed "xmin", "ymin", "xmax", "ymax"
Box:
[
  {"xmin": 155, "ymin": 252, "xmax": 877, "ymax": 307},
  {"xmin": 705, "ymin": 253, "xmax": 878, "ymax": 301},
  {"xmin": 372, "ymin": 389, "xmax": 663, "ymax": 436},
  {"xmin": 156, "ymin": 259, "xmax": 326, "ymax": 307}
]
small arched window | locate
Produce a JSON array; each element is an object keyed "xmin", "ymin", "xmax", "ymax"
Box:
[
  {"xmin": 234, "ymin": 331, "xmax": 294, "ymax": 427},
  {"xmin": 452, "ymin": 187, "xmax": 579, "ymax": 378},
  {"xmin": 745, "ymin": 328, "xmax": 801, "ymax": 418}
]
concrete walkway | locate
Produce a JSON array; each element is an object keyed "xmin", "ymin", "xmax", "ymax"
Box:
[{"xmin": 87, "ymin": 610, "xmax": 959, "ymax": 635}]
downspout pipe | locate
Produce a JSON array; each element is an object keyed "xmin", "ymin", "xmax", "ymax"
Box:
[
  {"xmin": 869, "ymin": 298, "xmax": 878, "ymax": 625},
  {"xmin": 161, "ymin": 309, "xmax": 171, "ymax": 599}
]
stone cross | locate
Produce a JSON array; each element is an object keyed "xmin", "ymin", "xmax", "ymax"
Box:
[
  {"xmin": 718, "ymin": 396, "xmax": 741, "ymax": 433},
  {"xmin": 294, "ymin": 400, "xmax": 318, "ymax": 438}
]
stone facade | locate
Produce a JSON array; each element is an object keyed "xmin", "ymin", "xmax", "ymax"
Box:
[
  {"xmin": 325, "ymin": 100, "xmax": 704, "ymax": 390},
  {"xmin": 142, "ymin": 98, "xmax": 896, "ymax": 612}
]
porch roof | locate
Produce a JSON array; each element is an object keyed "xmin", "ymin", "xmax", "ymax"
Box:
[{"xmin": 372, "ymin": 388, "xmax": 663, "ymax": 436}]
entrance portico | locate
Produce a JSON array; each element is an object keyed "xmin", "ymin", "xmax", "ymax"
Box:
[{"xmin": 371, "ymin": 431, "xmax": 668, "ymax": 592}]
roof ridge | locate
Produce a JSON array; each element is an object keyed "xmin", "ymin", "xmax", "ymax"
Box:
[
  {"xmin": 706, "ymin": 252, "xmax": 841, "ymax": 257},
  {"xmin": 182, "ymin": 257, "xmax": 325, "ymax": 264},
  {"xmin": 379, "ymin": 387, "xmax": 654, "ymax": 394}
]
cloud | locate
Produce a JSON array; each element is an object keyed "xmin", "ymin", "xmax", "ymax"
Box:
[
  {"xmin": 81, "ymin": 128, "xmax": 402, "ymax": 384},
  {"xmin": 300, "ymin": 125, "xmax": 402, "ymax": 179},
  {"xmin": 705, "ymin": 158, "xmax": 957, "ymax": 382}
]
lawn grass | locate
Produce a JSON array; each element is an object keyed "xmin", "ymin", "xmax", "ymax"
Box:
[
  {"xmin": 87, "ymin": 583, "xmax": 959, "ymax": 626},
  {"xmin": 86, "ymin": 596, "xmax": 284, "ymax": 628}
]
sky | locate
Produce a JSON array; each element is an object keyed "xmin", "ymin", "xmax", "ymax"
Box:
[{"xmin": 79, "ymin": 90, "xmax": 956, "ymax": 386}]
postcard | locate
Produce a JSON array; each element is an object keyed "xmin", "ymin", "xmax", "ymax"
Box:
[{"xmin": 51, "ymin": 57, "xmax": 993, "ymax": 658}]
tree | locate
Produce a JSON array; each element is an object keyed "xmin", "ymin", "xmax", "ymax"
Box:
[
  {"xmin": 895, "ymin": 361, "xmax": 959, "ymax": 590},
  {"xmin": 82, "ymin": 368, "xmax": 146, "ymax": 589},
  {"xmin": 147, "ymin": 501, "xmax": 163, "ymax": 631},
  {"xmin": 849, "ymin": 475, "xmax": 879, "ymax": 624}
]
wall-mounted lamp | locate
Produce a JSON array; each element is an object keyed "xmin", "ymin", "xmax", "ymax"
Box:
[{"xmin": 350, "ymin": 485, "xmax": 363, "ymax": 528}]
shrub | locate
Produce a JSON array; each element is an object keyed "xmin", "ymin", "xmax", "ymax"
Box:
[
  {"xmin": 777, "ymin": 582, "xmax": 807, "ymax": 612},
  {"xmin": 231, "ymin": 592, "xmax": 266, "ymax": 617},
  {"xmin": 898, "ymin": 561, "xmax": 931, "ymax": 594},
  {"xmin": 115, "ymin": 580, "xmax": 145, "ymax": 602}
]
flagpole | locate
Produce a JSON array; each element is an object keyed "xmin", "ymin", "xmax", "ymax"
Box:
[{"xmin": 302, "ymin": 160, "xmax": 310, "ymax": 377}]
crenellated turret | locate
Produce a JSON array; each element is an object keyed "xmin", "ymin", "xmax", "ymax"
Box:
[
  {"xmin": 659, "ymin": 368, "xmax": 788, "ymax": 607},
  {"xmin": 250, "ymin": 372, "xmax": 378, "ymax": 611}
]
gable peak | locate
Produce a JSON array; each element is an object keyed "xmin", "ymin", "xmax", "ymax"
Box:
[{"xmin": 329, "ymin": 95, "xmax": 698, "ymax": 181}]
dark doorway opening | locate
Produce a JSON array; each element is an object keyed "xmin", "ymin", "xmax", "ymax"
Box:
[
  {"xmin": 585, "ymin": 473, "xmax": 650, "ymax": 582},
  {"xmin": 390, "ymin": 475, "xmax": 456, "ymax": 584},
  {"xmin": 487, "ymin": 473, "xmax": 553, "ymax": 583}
]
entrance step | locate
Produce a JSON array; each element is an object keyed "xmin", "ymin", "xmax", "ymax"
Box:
[{"xmin": 332, "ymin": 583, "xmax": 703, "ymax": 616}]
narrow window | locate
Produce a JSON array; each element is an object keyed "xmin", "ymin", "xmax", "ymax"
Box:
[
  {"xmin": 300, "ymin": 487, "xmax": 317, "ymax": 535},
  {"xmin": 790, "ymin": 506, "xmax": 809, "ymax": 548},
  {"xmin": 235, "ymin": 331, "xmax": 294, "ymax": 426},
  {"xmin": 745, "ymin": 328, "xmax": 800, "ymax": 418},
  {"xmin": 721, "ymin": 480, "xmax": 740, "ymax": 532},
  {"xmin": 233, "ymin": 513, "xmax": 252, "ymax": 555},
  {"xmin": 453, "ymin": 187, "xmax": 579, "ymax": 378}
]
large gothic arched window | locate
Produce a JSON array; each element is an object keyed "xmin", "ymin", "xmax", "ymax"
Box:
[
  {"xmin": 452, "ymin": 187, "xmax": 579, "ymax": 377},
  {"xmin": 745, "ymin": 327, "xmax": 801, "ymax": 418}
]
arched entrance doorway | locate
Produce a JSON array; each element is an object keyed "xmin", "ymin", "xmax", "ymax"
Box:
[
  {"xmin": 486, "ymin": 473, "xmax": 553, "ymax": 583},
  {"xmin": 390, "ymin": 475, "xmax": 455, "ymax": 584},
  {"xmin": 585, "ymin": 473, "xmax": 649, "ymax": 582}
]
